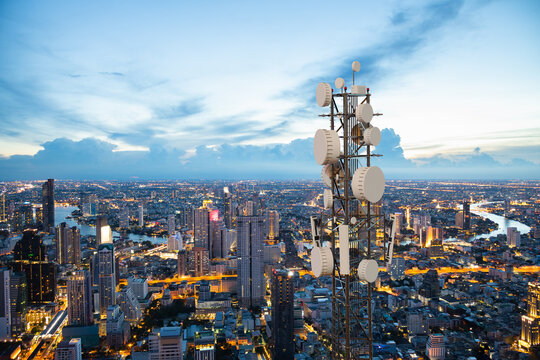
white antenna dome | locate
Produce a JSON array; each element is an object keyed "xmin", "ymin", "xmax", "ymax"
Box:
[
  {"xmin": 314, "ymin": 129, "xmax": 340, "ymax": 165},
  {"xmin": 321, "ymin": 164, "xmax": 344, "ymax": 188},
  {"xmin": 352, "ymin": 61, "xmax": 361, "ymax": 72},
  {"xmin": 311, "ymin": 246, "xmax": 333, "ymax": 277},
  {"xmin": 316, "ymin": 82, "xmax": 332, "ymax": 107},
  {"xmin": 323, "ymin": 189, "xmax": 333, "ymax": 209},
  {"xmin": 351, "ymin": 166, "xmax": 385, "ymax": 203},
  {"xmin": 355, "ymin": 103, "xmax": 373, "ymax": 123},
  {"xmin": 358, "ymin": 259, "xmax": 379, "ymax": 282},
  {"xmin": 364, "ymin": 126, "xmax": 381, "ymax": 146},
  {"xmin": 335, "ymin": 77, "xmax": 345, "ymax": 89}
]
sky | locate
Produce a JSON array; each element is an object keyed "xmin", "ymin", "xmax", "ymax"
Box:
[{"xmin": 0, "ymin": 0, "xmax": 539, "ymax": 180}]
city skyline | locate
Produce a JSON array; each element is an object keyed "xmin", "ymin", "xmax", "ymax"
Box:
[{"xmin": 1, "ymin": 0, "xmax": 540, "ymax": 180}]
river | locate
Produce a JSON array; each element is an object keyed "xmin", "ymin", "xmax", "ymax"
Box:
[
  {"xmin": 470, "ymin": 202, "xmax": 531, "ymax": 239},
  {"xmin": 54, "ymin": 206, "xmax": 166, "ymax": 244}
]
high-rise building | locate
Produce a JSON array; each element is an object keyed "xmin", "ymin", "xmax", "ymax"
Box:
[
  {"xmin": 96, "ymin": 217, "xmax": 111, "ymax": 245},
  {"xmin": 12, "ymin": 230, "xmax": 56, "ymax": 304},
  {"xmin": 271, "ymin": 269, "xmax": 295, "ymax": 360},
  {"xmin": 0, "ymin": 193, "xmax": 6, "ymax": 223},
  {"xmin": 67, "ymin": 270, "xmax": 93, "ymax": 326},
  {"xmin": 419, "ymin": 269, "xmax": 440, "ymax": 300},
  {"xmin": 190, "ymin": 247, "xmax": 209, "ymax": 277},
  {"xmin": 56, "ymin": 223, "xmax": 80, "ymax": 265},
  {"xmin": 55, "ymin": 338, "xmax": 82, "ymax": 360},
  {"xmin": 389, "ymin": 257, "xmax": 405, "ymax": 281},
  {"xmin": 520, "ymin": 282, "xmax": 540, "ymax": 349},
  {"xmin": 243, "ymin": 201, "xmax": 257, "ymax": 216},
  {"xmin": 223, "ymin": 189, "xmax": 233, "ymax": 229},
  {"xmin": 177, "ymin": 250, "xmax": 187, "ymax": 277},
  {"xmin": 138, "ymin": 205, "xmax": 144, "ymax": 227},
  {"xmin": 98, "ymin": 243, "xmax": 116, "ymax": 316},
  {"xmin": 194, "ymin": 331, "xmax": 215, "ymax": 360},
  {"xmin": 504, "ymin": 199, "xmax": 511, "ymax": 217},
  {"xmin": 507, "ymin": 227, "xmax": 521, "ymax": 248},
  {"xmin": 455, "ymin": 211, "xmax": 463, "ymax": 228},
  {"xmin": 9, "ymin": 271, "xmax": 27, "ymax": 335},
  {"xmin": 194, "ymin": 203, "xmax": 217, "ymax": 250},
  {"xmin": 237, "ymin": 216, "xmax": 265, "ymax": 308},
  {"xmin": 426, "ymin": 333, "xmax": 445, "ymax": 360},
  {"xmin": 462, "ymin": 201, "xmax": 470, "ymax": 230},
  {"xmin": 106, "ymin": 305, "xmax": 130, "ymax": 348},
  {"xmin": 265, "ymin": 210, "xmax": 280, "ymax": 241},
  {"xmin": 127, "ymin": 277, "xmax": 148, "ymax": 300},
  {"xmin": 149, "ymin": 327, "xmax": 183, "ymax": 360},
  {"xmin": 167, "ymin": 214, "xmax": 175, "ymax": 234},
  {"xmin": 0, "ymin": 268, "xmax": 11, "ymax": 339},
  {"xmin": 407, "ymin": 312, "xmax": 427, "ymax": 336},
  {"xmin": 42, "ymin": 179, "xmax": 54, "ymax": 233},
  {"xmin": 117, "ymin": 287, "xmax": 142, "ymax": 323},
  {"xmin": 210, "ymin": 219, "xmax": 226, "ymax": 259},
  {"xmin": 119, "ymin": 207, "xmax": 129, "ymax": 229},
  {"xmin": 168, "ymin": 233, "xmax": 182, "ymax": 252}
]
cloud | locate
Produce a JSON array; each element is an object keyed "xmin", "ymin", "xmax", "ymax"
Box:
[{"xmin": 1, "ymin": 128, "xmax": 538, "ymax": 181}]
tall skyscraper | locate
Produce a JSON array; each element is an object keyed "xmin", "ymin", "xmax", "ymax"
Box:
[
  {"xmin": 56, "ymin": 223, "xmax": 81, "ymax": 265},
  {"xmin": 98, "ymin": 243, "xmax": 116, "ymax": 316},
  {"xmin": 42, "ymin": 179, "xmax": 54, "ymax": 233},
  {"xmin": 67, "ymin": 270, "xmax": 93, "ymax": 326},
  {"xmin": 138, "ymin": 205, "xmax": 144, "ymax": 227},
  {"xmin": 96, "ymin": 216, "xmax": 111, "ymax": 246},
  {"xmin": 265, "ymin": 210, "xmax": 280, "ymax": 241},
  {"xmin": 167, "ymin": 214, "xmax": 175, "ymax": 234},
  {"xmin": 0, "ymin": 193, "xmax": 6, "ymax": 223},
  {"xmin": 0, "ymin": 268, "xmax": 11, "ymax": 339},
  {"xmin": 9, "ymin": 271, "xmax": 27, "ymax": 335},
  {"xmin": 55, "ymin": 338, "xmax": 82, "ymax": 360},
  {"xmin": 223, "ymin": 189, "xmax": 233, "ymax": 229},
  {"xmin": 193, "ymin": 206, "xmax": 211, "ymax": 250},
  {"xmin": 12, "ymin": 230, "xmax": 56, "ymax": 304},
  {"xmin": 237, "ymin": 216, "xmax": 265, "ymax": 308},
  {"xmin": 271, "ymin": 269, "xmax": 295, "ymax": 360},
  {"xmin": 520, "ymin": 282, "xmax": 540, "ymax": 349},
  {"xmin": 507, "ymin": 227, "xmax": 521, "ymax": 248},
  {"xmin": 177, "ymin": 250, "xmax": 187, "ymax": 277},
  {"xmin": 119, "ymin": 207, "xmax": 129, "ymax": 229},
  {"xmin": 210, "ymin": 219, "xmax": 226, "ymax": 259},
  {"xmin": 462, "ymin": 201, "xmax": 470, "ymax": 230},
  {"xmin": 117, "ymin": 287, "xmax": 142, "ymax": 323},
  {"xmin": 504, "ymin": 199, "xmax": 511, "ymax": 217}
]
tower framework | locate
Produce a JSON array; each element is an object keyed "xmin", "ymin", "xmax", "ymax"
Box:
[{"xmin": 311, "ymin": 65, "xmax": 388, "ymax": 360}]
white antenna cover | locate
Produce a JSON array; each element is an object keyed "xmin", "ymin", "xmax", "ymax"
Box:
[
  {"xmin": 356, "ymin": 103, "xmax": 373, "ymax": 123},
  {"xmin": 323, "ymin": 189, "xmax": 333, "ymax": 209},
  {"xmin": 311, "ymin": 246, "xmax": 333, "ymax": 277},
  {"xmin": 351, "ymin": 166, "xmax": 385, "ymax": 203},
  {"xmin": 335, "ymin": 77, "xmax": 345, "ymax": 89},
  {"xmin": 314, "ymin": 129, "xmax": 340, "ymax": 165},
  {"xmin": 350, "ymin": 85, "xmax": 367, "ymax": 94},
  {"xmin": 364, "ymin": 126, "xmax": 381, "ymax": 146},
  {"xmin": 358, "ymin": 259, "xmax": 379, "ymax": 282},
  {"xmin": 316, "ymin": 82, "xmax": 332, "ymax": 107},
  {"xmin": 352, "ymin": 61, "xmax": 361, "ymax": 72}
]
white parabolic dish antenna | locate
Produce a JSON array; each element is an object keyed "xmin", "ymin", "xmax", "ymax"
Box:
[
  {"xmin": 314, "ymin": 129, "xmax": 340, "ymax": 165},
  {"xmin": 323, "ymin": 189, "xmax": 333, "ymax": 209},
  {"xmin": 351, "ymin": 166, "xmax": 385, "ymax": 203},
  {"xmin": 352, "ymin": 61, "xmax": 361, "ymax": 72},
  {"xmin": 311, "ymin": 246, "xmax": 333, "ymax": 277},
  {"xmin": 335, "ymin": 77, "xmax": 345, "ymax": 89},
  {"xmin": 358, "ymin": 259, "xmax": 379, "ymax": 283},
  {"xmin": 364, "ymin": 126, "xmax": 381, "ymax": 146},
  {"xmin": 356, "ymin": 103, "xmax": 373, "ymax": 123},
  {"xmin": 316, "ymin": 82, "xmax": 332, "ymax": 107}
]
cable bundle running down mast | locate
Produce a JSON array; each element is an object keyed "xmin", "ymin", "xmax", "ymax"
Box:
[{"xmin": 310, "ymin": 61, "xmax": 395, "ymax": 360}]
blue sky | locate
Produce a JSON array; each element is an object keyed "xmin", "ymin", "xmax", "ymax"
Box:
[{"xmin": 0, "ymin": 0, "xmax": 539, "ymax": 180}]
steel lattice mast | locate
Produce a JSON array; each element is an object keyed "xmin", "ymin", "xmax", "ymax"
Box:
[{"xmin": 311, "ymin": 61, "xmax": 392, "ymax": 360}]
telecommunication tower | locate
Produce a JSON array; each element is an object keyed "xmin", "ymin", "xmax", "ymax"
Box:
[{"xmin": 310, "ymin": 61, "xmax": 396, "ymax": 359}]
